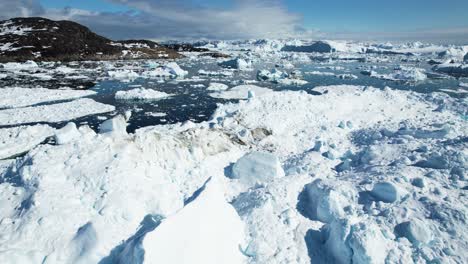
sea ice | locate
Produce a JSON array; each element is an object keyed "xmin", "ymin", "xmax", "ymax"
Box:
[
  {"xmin": 231, "ymin": 151, "xmax": 285, "ymax": 187},
  {"xmin": 137, "ymin": 178, "xmax": 246, "ymax": 264},
  {"xmin": 0, "ymin": 98, "xmax": 115, "ymax": 126},
  {"xmin": 54, "ymin": 122, "xmax": 81, "ymax": 145},
  {"xmin": 219, "ymin": 58, "xmax": 252, "ymax": 71},
  {"xmin": 115, "ymin": 88, "xmax": 173, "ymax": 101},
  {"xmin": 209, "ymin": 84, "xmax": 273, "ymax": 100},
  {"xmin": 0, "ymin": 87, "xmax": 96, "ymax": 109},
  {"xmin": 207, "ymin": 83, "xmax": 229, "ymax": 91},
  {"xmin": 0, "ymin": 125, "xmax": 54, "ymax": 159}
]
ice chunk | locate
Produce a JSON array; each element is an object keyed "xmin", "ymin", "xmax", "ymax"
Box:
[
  {"xmin": 207, "ymin": 83, "xmax": 229, "ymax": 91},
  {"xmin": 219, "ymin": 58, "xmax": 252, "ymax": 71},
  {"xmin": 54, "ymin": 122, "xmax": 80, "ymax": 145},
  {"xmin": 370, "ymin": 182, "xmax": 402, "ymax": 203},
  {"xmin": 99, "ymin": 115, "xmax": 127, "ymax": 136},
  {"xmin": 209, "ymin": 85, "xmax": 273, "ymax": 100},
  {"xmin": 257, "ymin": 69, "xmax": 307, "ymax": 85},
  {"xmin": 434, "ymin": 62, "xmax": 468, "ymax": 77},
  {"xmin": 304, "ymin": 179, "xmax": 357, "ymax": 223},
  {"xmin": 231, "ymin": 151, "xmax": 285, "ymax": 186},
  {"xmin": 115, "ymin": 88, "xmax": 173, "ymax": 101},
  {"xmin": 257, "ymin": 69, "xmax": 288, "ymax": 82},
  {"xmin": 143, "ymin": 62, "xmax": 188, "ymax": 78},
  {"xmin": 108, "ymin": 70, "xmax": 139, "ymax": 80},
  {"xmin": 323, "ymin": 219, "xmax": 391, "ymax": 264},
  {"xmin": 0, "ymin": 125, "xmax": 54, "ymax": 159},
  {"xmin": 395, "ymin": 219, "xmax": 433, "ymax": 246},
  {"xmin": 414, "ymin": 154, "xmax": 450, "ymax": 169},
  {"xmin": 139, "ymin": 178, "xmax": 246, "ymax": 264},
  {"xmin": 165, "ymin": 62, "xmax": 188, "ymax": 76}
]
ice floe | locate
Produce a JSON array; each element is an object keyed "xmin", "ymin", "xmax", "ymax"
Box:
[
  {"xmin": 0, "ymin": 87, "xmax": 96, "ymax": 109},
  {"xmin": 0, "ymin": 98, "xmax": 115, "ymax": 126},
  {"xmin": 0, "ymin": 125, "xmax": 54, "ymax": 159},
  {"xmin": 209, "ymin": 84, "xmax": 273, "ymax": 99},
  {"xmin": 115, "ymin": 88, "xmax": 173, "ymax": 101}
]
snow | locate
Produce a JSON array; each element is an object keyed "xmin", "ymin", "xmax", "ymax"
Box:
[
  {"xmin": 395, "ymin": 219, "xmax": 434, "ymax": 247},
  {"xmin": 434, "ymin": 62, "xmax": 468, "ymax": 77},
  {"xmin": 108, "ymin": 70, "xmax": 139, "ymax": 80},
  {"xmin": 0, "ymin": 98, "xmax": 115, "ymax": 126},
  {"xmin": 370, "ymin": 182, "xmax": 403, "ymax": 203},
  {"xmin": 137, "ymin": 178, "xmax": 246, "ymax": 264},
  {"xmin": 0, "ymin": 52, "xmax": 467, "ymax": 264},
  {"xmin": 54, "ymin": 122, "xmax": 81, "ymax": 145},
  {"xmin": 143, "ymin": 62, "xmax": 188, "ymax": 78},
  {"xmin": 369, "ymin": 66, "xmax": 427, "ymax": 82},
  {"xmin": 198, "ymin": 69, "xmax": 234, "ymax": 77},
  {"xmin": 209, "ymin": 84, "xmax": 273, "ymax": 99},
  {"xmin": 0, "ymin": 87, "xmax": 96, "ymax": 109},
  {"xmin": 219, "ymin": 58, "xmax": 252, "ymax": 71},
  {"xmin": 99, "ymin": 115, "xmax": 128, "ymax": 136},
  {"xmin": 230, "ymin": 151, "xmax": 285, "ymax": 187},
  {"xmin": 257, "ymin": 69, "xmax": 307, "ymax": 85},
  {"xmin": 1, "ymin": 60, "xmax": 38, "ymax": 70},
  {"xmin": 115, "ymin": 88, "xmax": 173, "ymax": 101},
  {"xmin": 0, "ymin": 125, "xmax": 54, "ymax": 159},
  {"xmin": 207, "ymin": 83, "xmax": 229, "ymax": 91}
]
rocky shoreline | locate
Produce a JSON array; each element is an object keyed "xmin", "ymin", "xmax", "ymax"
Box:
[{"xmin": 0, "ymin": 17, "xmax": 194, "ymax": 62}]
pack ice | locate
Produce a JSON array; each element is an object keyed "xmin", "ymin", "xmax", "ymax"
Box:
[{"xmin": 0, "ymin": 84, "xmax": 466, "ymax": 264}]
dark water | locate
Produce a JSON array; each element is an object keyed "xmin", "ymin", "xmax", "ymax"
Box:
[{"xmin": 1, "ymin": 56, "xmax": 466, "ymax": 133}]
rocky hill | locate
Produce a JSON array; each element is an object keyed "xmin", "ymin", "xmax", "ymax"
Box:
[{"xmin": 0, "ymin": 17, "xmax": 182, "ymax": 62}]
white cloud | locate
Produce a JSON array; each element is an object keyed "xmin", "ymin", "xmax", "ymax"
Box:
[
  {"xmin": 0, "ymin": 0, "xmax": 44, "ymax": 20},
  {"xmin": 0, "ymin": 0, "xmax": 466, "ymax": 44},
  {"xmin": 77, "ymin": 0, "xmax": 311, "ymax": 40}
]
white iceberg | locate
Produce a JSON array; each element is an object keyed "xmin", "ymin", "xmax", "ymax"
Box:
[{"xmin": 115, "ymin": 88, "xmax": 173, "ymax": 101}]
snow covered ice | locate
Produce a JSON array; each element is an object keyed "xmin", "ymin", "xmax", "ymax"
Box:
[{"xmin": 0, "ymin": 39, "xmax": 468, "ymax": 264}]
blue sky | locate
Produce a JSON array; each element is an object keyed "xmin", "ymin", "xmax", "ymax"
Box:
[
  {"xmin": 39, "ymin": 0, "xmax": 468, "ymax": 32},
  {"xmin": 2, "ymin": 0, "xmax": 467, "ymax": 42}
]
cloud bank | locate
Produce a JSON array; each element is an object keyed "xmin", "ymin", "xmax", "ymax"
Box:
[
  {"xmin": 0, "ymin": 0, "xmax": 466, "ymax": 44},
  {"xmin": 0, "ymin": 0, "xmax": 311, "ymax": 40}
]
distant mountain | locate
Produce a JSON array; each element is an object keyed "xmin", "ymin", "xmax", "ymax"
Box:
[{"xmin": 0, "ymin": 17, "xmax": 183, "ymax": 62}]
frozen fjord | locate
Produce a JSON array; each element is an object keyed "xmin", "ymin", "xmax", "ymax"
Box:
[{"xmin": 0, "ymin": 39, "xmax": 467, "ymax": 264}]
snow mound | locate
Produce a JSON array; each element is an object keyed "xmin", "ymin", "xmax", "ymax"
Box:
[
  {"xmin": 230, "ymin": 151, "xmax": 285, "ymax": 187},
  {"xmin": 0, "ymin": 125, "xmax": 54, "ymax": 159},
  {"xmin": 136, "ymin": 178, "xmax": 246, "ymax": 264},
  {"xmin": 303, "ymin": 179, "xmax": 358, "ymax": 223},
  {"xmin": 54, "ymin": 122, "xmax": 80, "ymax": 145},
  {"xmin": 115, "ymin": 88, "xmax": 173, "ymax": 101},
  {"xmin": 370, "ymin": 182, "xmax": 404, "ymax": 203}
]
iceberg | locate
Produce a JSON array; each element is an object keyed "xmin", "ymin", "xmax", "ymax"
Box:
[{"xmin": 115, "ymin": 88, "xmax": 173, "ymax": 101}]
